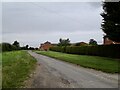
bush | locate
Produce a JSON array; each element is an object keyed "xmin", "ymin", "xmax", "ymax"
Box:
[
  {"xmin": 1, "ymin": 43, "xmax": 19, "ymax": 52},
  {"xmin": 50, "ymin": 44, "xmax": 120, "ymax": 58},
  {"xmin": 50, "ymin": 46, "xmax": 62, "ymax": 52},
  {"xmin": 1, "ymin": 43, "xmax": 13, "ymax": 51}
]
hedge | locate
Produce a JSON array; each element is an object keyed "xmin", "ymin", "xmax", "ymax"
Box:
[
  {"xmin": 50, "ymin": 44, "xmax": 120, "ymax": 58},
  {"xmin": 1, "ymin": 43, "xmax": 19, "ymax": 52}
]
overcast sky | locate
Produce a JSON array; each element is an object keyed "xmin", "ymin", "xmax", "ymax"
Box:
[{"xmin": 2, "ymin": 2, "xmax": 104, "ymax": 47}]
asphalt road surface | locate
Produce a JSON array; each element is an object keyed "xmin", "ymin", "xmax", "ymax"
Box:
[{"xmin": 27, "ymin": 51, "xmax": 118, "ymax": 88}]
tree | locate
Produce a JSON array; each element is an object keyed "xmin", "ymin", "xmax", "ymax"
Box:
[
  {"xmin": 58, "ymin": 38, "xmax": 71, "ymax": 46},
  {"xmin": 20, "ymin": 46, "xmax": 26, "ymax": 50},
  {"xmin": 101, "ymin": 1, "xmax": 120, "ymax": 42},
  {"xmin": 89, "ymin": 39, "xmax": 98, "ymax": 45},
  {"xmin": 12, "ymin": 41, "xmax": 20, "ymax": 48},
  {"xmin": 35, "ymin": 48, "xmax": 38, "ymax": 50},
  {"xmin": 25, "ymin": 45, "xmax": 29, "ymax": 50},
  {"xmin": 29, "ymin": 47, "xmax": 35, "ymax": 50},
  {"xmin": 1, "ymin": 42, "xmax": 20, "ymax": 51},
  {"xmin": 58, "ymin": 38, "xmax": 71, "ymax": 52},
  {"xmin": 1, "ymin": 43, "xmax": 12, "ymax": 51}
]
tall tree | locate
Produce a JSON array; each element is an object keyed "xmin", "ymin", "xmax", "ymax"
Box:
[{"xmin": 101, "ymin": 1, "xmax": 120, "ymax": 42}]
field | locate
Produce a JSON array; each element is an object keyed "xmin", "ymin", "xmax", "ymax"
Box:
[
  {"xmin": 36, "ymin": 51, "xmax": 120, "ymax": 73},
  {"xmin": 2, "ymin": 50, "xmax": 37, "ymax": 88}
]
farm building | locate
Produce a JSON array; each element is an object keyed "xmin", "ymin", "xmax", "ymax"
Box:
[
  {"xmin": 103, "ymin": 36, "xmax": 120, "ymax": 45},
  {"xmin": 39, "ymin": 41, "xmax": 57, "ymax": 51}
]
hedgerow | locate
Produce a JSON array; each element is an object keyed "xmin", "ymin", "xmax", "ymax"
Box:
[{"xmin": 50, "ymin": 44, "xmax": 120, "ymax": 58}]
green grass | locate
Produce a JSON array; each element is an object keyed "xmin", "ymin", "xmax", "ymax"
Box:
[
  {"xmin": 0, "ymin": 52, "xmax": 2, "ymax": 89},
  {"xmin": 2, "ymin": 50, "xmax": 37, "ymax": 88},
  {"xmin": 35, "ymin": 51, "xmax": 120, "ymax": 73}
]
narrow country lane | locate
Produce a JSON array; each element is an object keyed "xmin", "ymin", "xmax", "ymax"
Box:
[{"xmin": 26, "ymin": 51, "xmax": 118, "ymax": 88}]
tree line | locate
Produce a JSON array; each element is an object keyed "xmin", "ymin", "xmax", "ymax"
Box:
[
  {"xmin": 0, "ymin": 41, "xmax": 38, "ymax": 52},
  {"xmin": 1, "ymin": 1, "xmax": 120, "ymax": 52},
  {"xmin": 57, "ymin": 38, "xmax": 97, "ymax": 47}
]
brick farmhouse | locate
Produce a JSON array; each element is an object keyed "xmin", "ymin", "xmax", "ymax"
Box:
[
  {"xmin": 103, "ymin": 36, "xmax": 120, "ymax": 45},
  {"xmin": 39, "ymin": 41, "xmax": 57, "ymax": 51},
  {"xmin": 39, "ymin": 37, "xmax": 120, "ymax": 51}
]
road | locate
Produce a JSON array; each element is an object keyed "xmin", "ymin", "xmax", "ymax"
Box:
[{"xmin": 26, "ymin": 51, "xmax": 118, "ymax": 88}]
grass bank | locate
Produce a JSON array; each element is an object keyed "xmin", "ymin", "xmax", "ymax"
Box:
[
  {"xmin": 36, "ymin": 51, "xmax": 120, "ymax": 73},
  {"xmin": 2, "ymin": 50, "xmax": 37, "ymax": 88}
]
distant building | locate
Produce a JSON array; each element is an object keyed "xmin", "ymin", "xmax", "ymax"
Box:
[
  {"xmin": 77, "ymin": 42, "xmax": 88, "ymax": 46},
  {"xmin": 103, "ymin": 36, "xmax": 120, "ymax": 45},
  {"xmin": 39, "ymin": 41, "xmax": 57, "ymax": 51},
  {"xmin": 71, "ymin": 42, "xmax": 88, "ymax": 46}
]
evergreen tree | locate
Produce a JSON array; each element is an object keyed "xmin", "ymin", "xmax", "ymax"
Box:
[{"xmin": 101, "ymin": 1, "xmax": 120, "ymax": 42}]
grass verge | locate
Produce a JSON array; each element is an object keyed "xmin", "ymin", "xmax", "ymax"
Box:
[
  {"xmin": 2, "ymin": 50, "xmax": 37, "ymax": 88},
  {"xmin": 35, "ymin": 51, "xmax": 120, "ymax": 73},
  {"xmin": 0, "ymin": 52, "xmax": 2, "ymax": 89}
]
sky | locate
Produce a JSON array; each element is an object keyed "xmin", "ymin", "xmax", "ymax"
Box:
[{"xmin": 2, "ymin": 1, "xmax": 104, "ymax": 47}]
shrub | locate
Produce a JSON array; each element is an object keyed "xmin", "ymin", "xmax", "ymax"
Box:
[
  {"xmin": 50, "ymin": 44, "xmax": 120, "ymax": 58},
  {"xmin": 1, "ymin": 43, "xmax": 19, "ymax": 52},
  {"xmin": 50, "ymin": 46, "xmax": 62, "ymax": 52},
  {"xmin": 2, "ymin": 43, "xmax": 13, "ymax": 51}
]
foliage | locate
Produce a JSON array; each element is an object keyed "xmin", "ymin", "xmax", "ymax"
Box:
[
  {"xmin": 21, "ymin": 45, "xmax": 29, "ymax": 50},
  {"xmin": 29, "ymin": 47, "xmax": 35, "ymax": 50},
  {"xmin": 58, "ymin": 38, "xmax": 71, "ymax": 46},
  {"xmin": 1, "ymin": 41, "xmax": 36, "ymax": 51},
  {"xmin": 2, "ymin": 43, "xmax": 13, "ymax": 51},
  {"xmin": 2, "ymin": 51, "xmax": 37, "ymax": 88},
  {"xmin": 25, "ymin": 45, "xmax": 29, "ymax": 50},
  {"xmin": 1, "ymin": 42, "xmax": 20, "ymax": 52},
  {"xmin": 101, "ymin": 2, "xmax": 120, "ymax": 42},
  {"xmin": 75, "ymin": 43, "xmax": 80, "ymax": 46},
  {"xmin": 12, "ymin": 41, "xmax": 20, "ymax": 49},
  {"xmin": 89, "ymin": 39, "xmax": 98, "ymax": 45},
  {"xmin": 36, "ymin": 51, "xmax": 120, "ymax": 73},
  {"xmin": 50, "ymin": 44, "xmax": 120, "ymax": 58},
  {"xmin": 35, "ymin": 48, "xmax": 38, "ymax": 50},
  {"xmin": 50, "ymin": 46, "xmax": 66, "ymax": 53},
  {"xmin": 20, "ymin": 46, "xmax": 27, "ymax": 50},
  {"xmin": 2, "ymin": 43, "xmax": 12, "ymax": 51}
]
